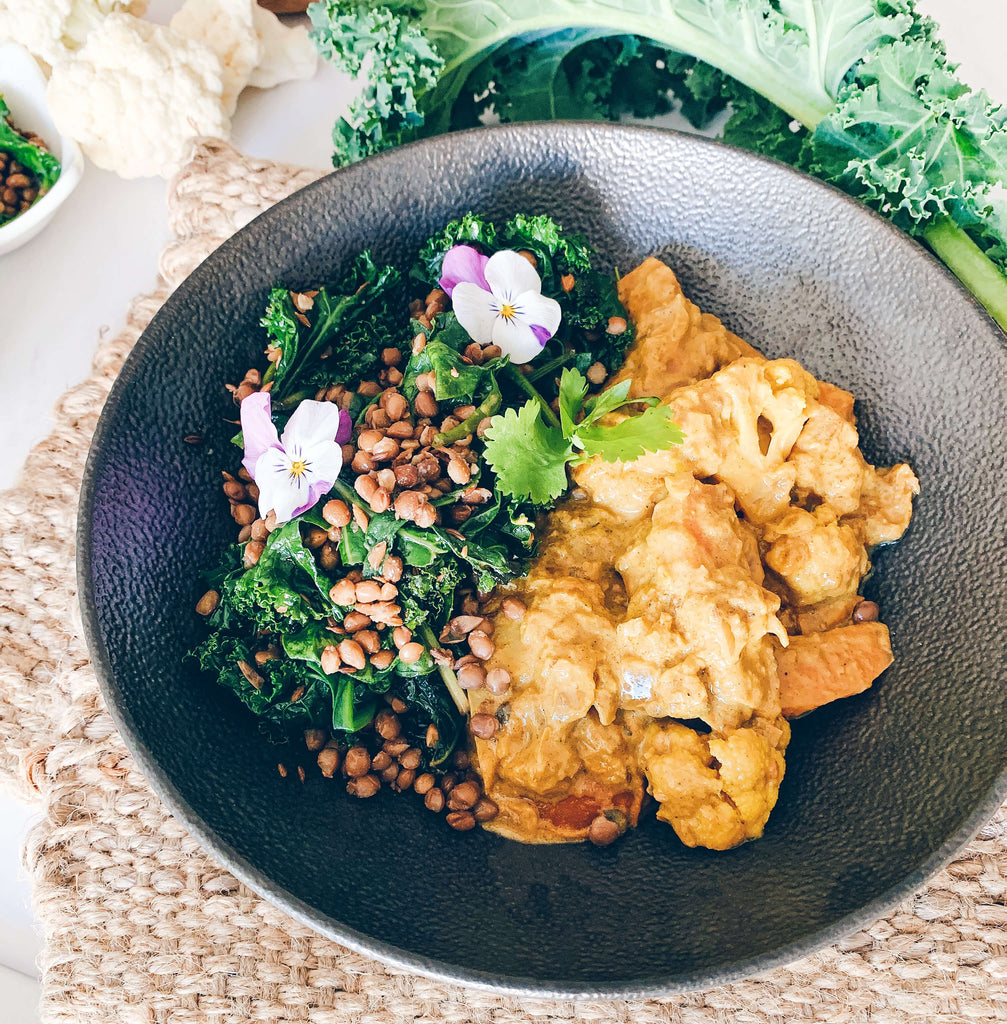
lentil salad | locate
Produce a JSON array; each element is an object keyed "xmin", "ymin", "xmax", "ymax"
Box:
[{"xmin": 190, "ymin": 213, "xmax": 657, "ymax": 833}]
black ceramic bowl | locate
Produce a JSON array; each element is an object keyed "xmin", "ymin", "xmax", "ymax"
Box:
[{"xmin": 79, "ymin": 123, "xmax": 1007, "ymax": 999}]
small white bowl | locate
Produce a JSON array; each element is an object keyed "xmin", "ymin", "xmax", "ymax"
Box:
[{"xmin": 0, "ymin": 41, "xmax": 84, "ymax": 256}]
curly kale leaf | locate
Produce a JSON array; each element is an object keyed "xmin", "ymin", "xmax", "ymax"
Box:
[
  {"xmin": 225, "ymin": 518, "xmax": 335, "ymax": 633},
  {"xmin": 192, "ymin": 631, "xmax": 332, "ymax": 741},
  {"xmin": 396, "ymin": 557, "xmax": 464, "ymax": 632},
  {"xmin": 412, "ymin": 211, "xmax": 498, "ymax": 286},
  {"xmin": 264, "ymin": 251, "xmax": 402, "ymax": 402},
  {"xmin": 307, "ymin": 1, "xmax": 444, "ymax": 164},
  {"xmin": 394, "ymin": 674, "xmax": 464, "ymax": 767}
]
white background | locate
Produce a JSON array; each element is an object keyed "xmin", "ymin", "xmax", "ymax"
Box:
[{"xmin": 0, "ymin": 1, "xmax": 999, "ymax": 1019}]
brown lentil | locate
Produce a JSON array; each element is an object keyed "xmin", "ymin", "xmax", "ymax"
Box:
[
  {"xmin": 606, "ymin": 316, "xmax": 628, "ymax": 335},
  {"xmin": 318, "ymin": 543, "xmax": 340, "ymax": 571},
  {"xmin": 470, "ymin": 712, "xmax": 498, "ymax": 739},
  {"xmin": 446, "ymin": 810, "xmax": 476, "ymax": 831},
  {"xmin": 355, "ymin": 474, "xmax": 378, "ymax": 501},
  {"xmin": 425, "ymin": 723, "xmax": 439, "ymax": 748},
  {"xmin": 457, "ymin": 664, "xmax": 487, "ymax": 690},
  {"xmin": 232, "ymin": 503, "xmax": 257, "ymax": 526},
  {"xmin": 384, "ymin": 737, "xmax": 410, "ymax": 758},
  {"xmin": 355, "ymin": 580, "xmax": 383, "ymax": 604},
  {"xmin": 195, "ymin": 590, "xmax": 220, "ymax": 616},
  {"xmin": 588, "ymin": 814, "xmax": 622, "ymax": 846},
  {"xmin": 343, "ymin": 746, "xmax": 371, "ymax": 777},
  {"xmin": 343, "ymin": 610, "xmax": 370, "ymax": 631},
  {"xmin": 468, "ymin": 631, "xmax": 495, "ymax": 660},
  {"xmin": 347, "ymin": 774, "xmax": 381, "ymax": 798},
  {"xmin": 398, "ymin": 642, "xmax": 424, "ymax": 664},
  {"xmin": 447, "ymin": 781, "xmax": 480, "ymax": 811},
  {"xmin": 355, "ymin": 630, "xmax": 381, "ymax": 655},
  {"xmin": 374, "ymin": 709, "xmax": 401, "ymax": 740},
  {"xmin": 317, "ymin": 746, "xmax": 341, "ymax": 778},
  {"xmin": 484, "ymin": 668, "xmax": 511, "ymax": 695},
  {"xmin": 330, "ymin": 579, "xmax": 357, "ymax": 605},
  {"xmin": 853, "ymin": 599, "xmax": 880, "ymax": 623},
  {"xmin": 414, "ymin": 773, "xmax": 436, "ymax": 795},
  {"xmin": 415, "ymin": 391, "xmax": 439, "ymax": 418},
  {"xmin": 338, "ymin": 638, "xmax": 366, "ymax": 670},
  {"xmin": 370, "ymin": 649, "xmax": 395, "ymax": 670},
  {"xmin": 472, "ymin": 798, "xmax": 500, "ymax": 822},
  {"xmin": 394, "ymin": 768, "xmax": 416, "ymax": 792},
  {"xmin": 501, "ymin": 597, "xmax": 527, "ymax": 619},
  {"xmin": 320, "ymin": 646, "xmax": 341, "ymax": 674},
  {"xmin": 371, "ymin": 750, "xmax": 393, "ymax": 771},
  {"xmin": 304, "ymin": 729, "xmax": 327, "ymax": 752},
  {"xmin": 322, "ymin": 499, "xmax": 351, "ymax": 527},
  {"xmin": 424, "ymin": 787, "xmax": 446, "ymax": 812},
  {"xmin": 399, "ymin": 747, "xmax": 423, "ymax": 771}
]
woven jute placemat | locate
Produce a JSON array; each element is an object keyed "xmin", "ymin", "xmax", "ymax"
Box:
[{"xmin": 1, "ymin": 138, "xmax": 1005, "ymax": 1024}]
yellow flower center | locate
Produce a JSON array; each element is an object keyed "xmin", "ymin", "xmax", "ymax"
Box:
[
  {"xmin": 290, "ymin": 459, "xmax": 307, "ymax": 477},
  {"xmin": 499, "ymin": 303, "xmax": 516, "ymax": 320}
]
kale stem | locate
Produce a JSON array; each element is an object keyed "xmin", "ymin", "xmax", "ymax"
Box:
[
  {"xmin": 419, "ymin": 623, "xmax": 470, "ymax": 715},
  {"xmin": 331, "ymin": 478, "xmax": 363, "ymax": 507},
  {"xmin": 923, "ymin": 217, "xmax": 1007, "ymax": 334},
  {"xmin": 262, "ymin": 362, "xmax": 276, "ymax": 385},
  {"xmin": 277, "ymin": 388, "xmax": 315, "ymax": 410},
  {"xmin": 503, "ymin": 362, "xmax": 561, "ymax": 430},
  {"xmin": 527, "ymin": 350, "xmax": 576, "ymax": 382},
  {"xmin": 433, "ymin": 391, "xmax": 501, "ymax": 446}
]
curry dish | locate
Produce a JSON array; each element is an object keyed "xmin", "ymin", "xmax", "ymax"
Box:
[{"xmin": 468, "ymin": 257, "xmax": 919, "ymax": 849}]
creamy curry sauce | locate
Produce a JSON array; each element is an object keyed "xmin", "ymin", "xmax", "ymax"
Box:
[{"xmin": 466, "ymin": 258, "xmax": 919, "ymax": 849}]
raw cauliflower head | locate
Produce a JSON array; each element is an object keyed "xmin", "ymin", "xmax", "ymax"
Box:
[
  {"xmin": 46, "ymin": 13, "xmax": 228, "ymax": 179},
  {"xmin": 170, "ymin": 0, "xmax": 317, "ymax": 114},
  {"xmin": 0, "ymin": 0, "xmax": 147, "ymax": 67}
]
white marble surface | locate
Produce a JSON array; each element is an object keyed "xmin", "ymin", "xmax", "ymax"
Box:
[{"xmin": 0, "ymin": 3, "xmax": 996, "ymax": 1021}]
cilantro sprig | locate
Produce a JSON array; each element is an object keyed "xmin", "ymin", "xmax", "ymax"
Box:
[{"xmin": 482, "ymin": 367, "xmax": 683, "ymax": 504}]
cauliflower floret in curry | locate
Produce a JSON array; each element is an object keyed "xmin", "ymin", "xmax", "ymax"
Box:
[{"xmin": 469, "ymin": 256, "xmax": 918, "ymax": 850}]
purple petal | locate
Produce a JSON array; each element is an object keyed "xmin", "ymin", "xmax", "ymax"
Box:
[
  {"xmin": 439, "ymin": 245, "xmax": 489, "ymax": 297},
  {"xmin": 292, "ymin": 478, "xmax": 333, "ymax": 518},
  {"xmin": 530, "ymin": 323, "xmax": 552, "ymax": 346},
  {"xmin": 336, "ymin": 409, "xmax": 352, "ymax": 444},
  {"xmin": 240, "ymin": 391, "xmax": 280, "ymax": 479}
]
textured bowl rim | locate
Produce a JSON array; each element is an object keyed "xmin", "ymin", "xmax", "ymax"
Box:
[{"xmin": 78, "ymin": 120, "xmax": 1007, "ymax": 1000}]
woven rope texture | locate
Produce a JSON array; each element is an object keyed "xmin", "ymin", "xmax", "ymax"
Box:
[{"xmin": 0, "ymin": 138, "xmax": 1004, "ymax": 1024}]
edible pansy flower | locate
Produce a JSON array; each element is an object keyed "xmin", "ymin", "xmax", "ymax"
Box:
[
  {"xmin": 441, "ymin": 246, "xmax": 561, "ymax": 363},
  {"xmin": 240, "ymin": 392, "xmax": 351, "ymax": 525}
]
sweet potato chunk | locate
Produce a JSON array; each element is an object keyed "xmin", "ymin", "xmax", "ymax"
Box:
[{"xmin": 776, "ymin": 622, "xmax": 893, "ymax": 717}]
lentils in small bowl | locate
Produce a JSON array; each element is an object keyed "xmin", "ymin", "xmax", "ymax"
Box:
[{"xmin": 0, "ymin": 94, "xmax": 59, "ymax": 226}]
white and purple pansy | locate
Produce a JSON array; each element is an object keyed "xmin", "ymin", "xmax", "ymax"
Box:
[
  {"xmin": 240, "ymin": 391, "xmax": 351, "ymax": 525},
  {"xmin": 439, "ymin": 245, "xmax": 562, "ymax": 364}
]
